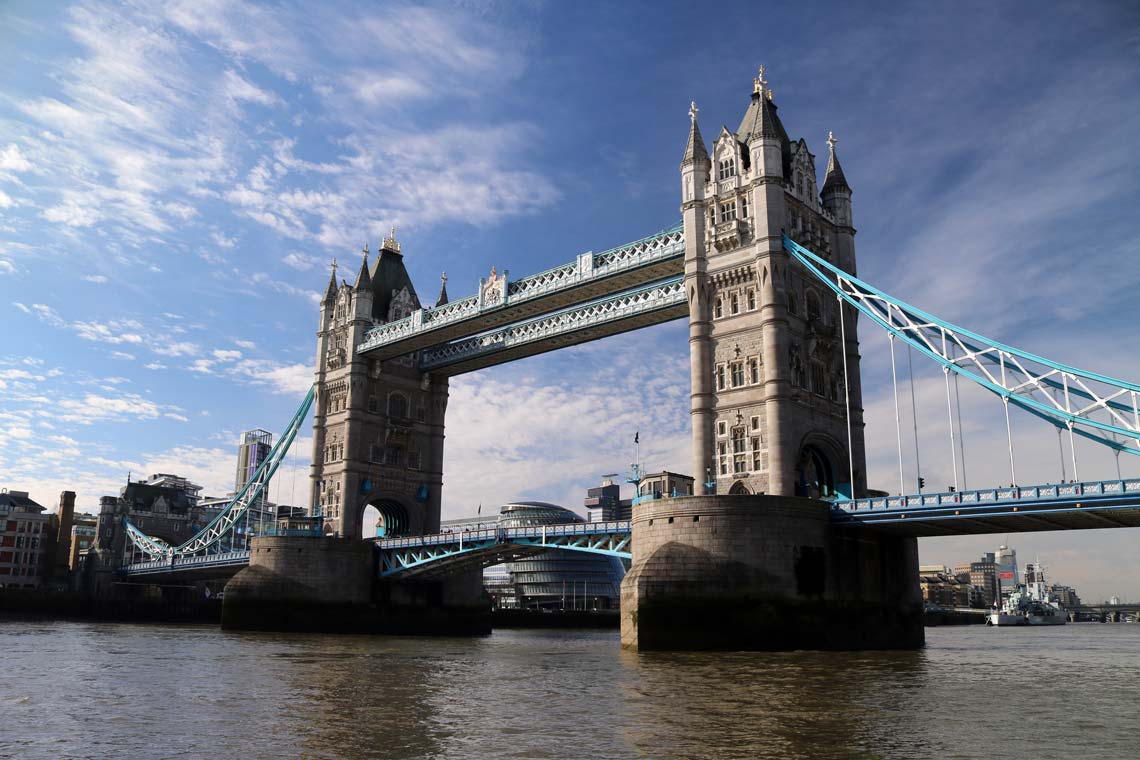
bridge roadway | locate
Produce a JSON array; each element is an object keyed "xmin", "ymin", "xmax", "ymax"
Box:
[
  {"xmin": 119, "ymin": 479, "xmax": 1140, "ymax": 579},
  {"xmin": 357, "ymin": 224, "xmax": 683, "ymax": 364},
  {"xmin": 832, "ymin": 478, "xmax": 1140, "ymax": 536}
]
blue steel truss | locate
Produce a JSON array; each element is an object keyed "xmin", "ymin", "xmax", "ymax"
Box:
[
  {"xmin": 783, "ymin": 235, "xmax": 1140, "ymax": 456},
  {"xmin": 123, "ymin": 385, "xmax": 316, "ymax": 560},
  {"xmin": 375, "ymin": 521, "xmax": 632, "ymax": 577}
]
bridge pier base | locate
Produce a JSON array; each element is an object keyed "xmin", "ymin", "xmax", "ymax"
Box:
[
  {"xmin": 620, "ymin": 495, "xmax": 924, "ymax": 651},
  {"xmin": 222, "ymin": 536, "xmax": 491, "ymax": 634},
  {"xmin": 222, "ymin": 536, "xmax": 375, "ymax": 632}
]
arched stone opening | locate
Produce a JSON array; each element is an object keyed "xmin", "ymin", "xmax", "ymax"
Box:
[
  {"xmin": 795, "ymin": 443, "xmax": 837, "ymax": 499},
  {"xmin": 728, "ymin": 480, "xmax": 751, "ymax": 495},
  {"xmin": 367, "ymin": 498, "xmax": 412, "ymax": 538}
]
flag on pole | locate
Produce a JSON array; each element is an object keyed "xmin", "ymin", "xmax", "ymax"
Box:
[
  {"xmin": 477, "ymin": 502, "xmax": 482, "ymax": 515},
  {"xmin": 634, "ymin": 431, "xmax": 639, "ymax": 444}
]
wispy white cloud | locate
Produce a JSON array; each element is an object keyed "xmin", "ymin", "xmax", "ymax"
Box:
[{"xmin": 0, "ymin": 143, "xmax": 32, "ymax": 172}]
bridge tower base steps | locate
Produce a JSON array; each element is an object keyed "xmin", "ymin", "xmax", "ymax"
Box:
[
  {"xmin": 221, "ymin": 536, "xmax": 490, "ymax": 634},
  {"xmin": 620, "ymin": 496, "xmax": 924, "ymax": 651}
]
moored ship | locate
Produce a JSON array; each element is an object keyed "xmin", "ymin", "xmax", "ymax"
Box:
[{"xmin": 987, "ymin": 559, "xmax": 1065, "ymax": 627}]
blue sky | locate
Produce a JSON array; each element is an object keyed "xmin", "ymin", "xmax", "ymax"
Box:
[{"xmin": 1, "ymin": 1, "xmax": 1139, "ymax": 599}]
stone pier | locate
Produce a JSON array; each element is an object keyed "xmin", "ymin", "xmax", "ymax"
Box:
[
  {"xmin": 620, "ymin": 495, "xmax": 923, "ymax": 651},
  {"xmin": 222, "ymin": 535, "xmax": 490, "ymax": 634}
]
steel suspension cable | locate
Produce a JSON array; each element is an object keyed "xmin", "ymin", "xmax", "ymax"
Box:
[
  {"xmin": 942, "ymin": 333, "xmax": 959, "ymax": 492},
  {"xmin": 907, "ymin": 344, "xmax": 923, "ymax": 494},
  {"xmin": 953, "ymin": 362, "xmax": 968, "ymax": 490},
  {"xmin": 1000, "ymin": 355, "xmax": 1017, "ymax": 485},
  {"xmin": 889, "ymin": 332, "xmax": 905, "ymax": 496}
]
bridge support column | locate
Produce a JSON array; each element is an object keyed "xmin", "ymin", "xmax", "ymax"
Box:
[
  {"xmin": 223, "ymin": 536, "xmax": 375, "ymax": 632},
  {"xmin": 222, "ymin": 536, "xmax": 491, "ymax": 634},
  {"xmin": 620, "ymin": 495, "xmax": 923, "ymax": 651}
]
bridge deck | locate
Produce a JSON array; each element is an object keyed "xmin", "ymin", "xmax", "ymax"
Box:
[
  {"xmin": 831, "ymin": 479, "xmax": 1140, "ymax": 537},
  {"xmin": 357, "ymin": 226, "xmax": 683, "ymax": 361}
]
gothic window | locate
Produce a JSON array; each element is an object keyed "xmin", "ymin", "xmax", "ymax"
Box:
[
  {"xmin": 719, "ymin": 200, "xmax": 737, "ymax": 223},
  {"xmin": 747, "ymin": 289, "xmax": 756, "ymax": 310},
  {"xmin": 384, "ymin": 445, "xmax": 403, "ymax": 467},
  {"xmin": 708, "ymin": 208, "xmax": 716, "ymax": 227},
  {"xmin": 751, "ymin": 437, "xmax": 762, "ymax": 471},
  {"xmin": 714, "ymin": 298, "xmax": 723, "ymax": 319},
  {"xmin": 718, "ymin": 157, "xmax": 736, "ymax": 180},
  {"xmin": 750, "ymin": 415, "xmax": 761, "ymax": 432},
  {"xmin": 416, "ymin": 405, "xmax": 426, "ymax": 422},
  {"xmin": 731, "ymin": 362, "xmax": 745, "ymax": 388},
  {"xmin": 407, "ymin": 449, "xmax": 421, "ymax": 471},
  {"xmin": 388, "ymin": 392, "xmax": 409, "ymax": 418},
  {"xmin": 807, "ymin": 291, "xmax": 822, "ymax": 322},
  {"xmin": 717, "ymin": 420, "xmax": 727, "ymax": 437},
  {"xmin": 730, "ymin": 294, "xmax": 739, "ymax": 315},
  {"xmin": 749, "ymin": 358, "xmax": 760, "ymax": 384},
  {"xmin": 788, "ymin": 291, "xmax": 799, "ymax": 316},
  {"xmin": 716, "ymin": 365, "xmax": 726, "ymax": 391},
  {"xmin": 369, "ymin": 444, "xmax": 382, "ymax": 463},
  {"xmin": 368, "ymin": 396, "xmax": 379, "ymax": 413},
  {"xmin": 731, "ymin": 427, "xmax": 746, "ymax": 454},
  {"xmin": 811, "ymin": 362, "xmax": 826, "ymax": 397},
  {"xmin": 718, "ymin": 443, "xmax": 728, "ymax": 475},
  {"xmin": 732, "ymin": 427, "xmax": 747, "ymax": 473},
  {"xmin": 741, "ymin": 195, "xmax": 749, "ymax": 218}
]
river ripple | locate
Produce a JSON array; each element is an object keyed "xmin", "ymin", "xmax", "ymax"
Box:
[{"xmin": 1, "ymin": 620, "xmax": 1137, "ymax": 759}]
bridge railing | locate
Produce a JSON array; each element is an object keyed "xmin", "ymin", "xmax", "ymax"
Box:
[
  {"xmin": 122, "ymin": 550, "xmax": 250, "ymax": 574},
  {"xmin": 838, "ymin": 478, "xmax": 1140, "ymax": 513},
  {"xmin": 374, "ymin": 520, "xmax": 632, "ymax": 550},
  {"xmin": 358, "ymin": 225, "xmax": 683, "ymax": 353}
]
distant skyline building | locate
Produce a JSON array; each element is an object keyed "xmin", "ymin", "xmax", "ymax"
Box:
[
  {"xmin": 995, "ymin": 545, "xmax": 1019, "ymax": 595},
  {"xmin": 236, "ymin": 429, "xmax": 273, "ymax": 493}
]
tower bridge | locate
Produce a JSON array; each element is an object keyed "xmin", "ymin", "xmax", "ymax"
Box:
[{"xmin": 110, "ymin": 66, "xmax": 1140, "ymax": 650}]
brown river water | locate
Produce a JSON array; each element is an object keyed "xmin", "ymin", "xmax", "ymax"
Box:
[{"xmin": 1, "ymin": 620, "xmax": 1137, "ymax": 759}]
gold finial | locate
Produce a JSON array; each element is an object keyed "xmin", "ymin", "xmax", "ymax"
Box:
[
  {"xmin": 331, "ymin": 256, "xmax": 337, "ymax": 273},
  {"xmin": 441, "ymin": 271, "xmax": 447, "ymax": 284},
  {"xmin": 689, "ymin": 100, "xmax": 699, "ymax": 124},
  {"xmin": 827, "ymin": 131, "xmax": 837, "ymax": 152},
  {"xmin": 383, "ymin": 225, "xmax": 400, "ymax": 253},
  {"xmin": 362, "ymin": 242, "xmax": 369, "ymax": 257},
  {"xmin": 756, "ymin": 64, "xmax": 768, "ymax": 97}
]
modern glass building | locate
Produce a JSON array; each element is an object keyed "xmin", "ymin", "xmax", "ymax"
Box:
[{"xmin": 438, "ymin": 501, "xmax": 627, "ymax": 611}]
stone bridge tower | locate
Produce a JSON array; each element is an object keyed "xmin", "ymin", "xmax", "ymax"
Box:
[
  {"xmin": 310, "ymin": 229, "xmax": 449, "ymax": 539},
  {"xmin": 682, "ymin": 69, "xmax": 866, "ymax": 498}
]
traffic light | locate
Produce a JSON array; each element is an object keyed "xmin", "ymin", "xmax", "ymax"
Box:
[{"xmin": 917, "ymin": 476, "xmax": 926, "ymax": 491}]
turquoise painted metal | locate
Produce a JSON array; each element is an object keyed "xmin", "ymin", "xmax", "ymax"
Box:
[
  {"xmin": 123, "ymin": 384, "xmax": 316, "ymax": 561},
  {"xmin": 783, "ymin": 235, "xmax": 1140, "ymax": 456}
]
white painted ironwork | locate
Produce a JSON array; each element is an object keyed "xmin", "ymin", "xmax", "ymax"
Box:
[
  {"xmin": 785, "ymin": 236, "xmax": 1140, "ymax": 457},
  {"xmin": 357, "ymin": 224, "xmax": 683, "ymax": 355},
  {"xmin": 420, "ymin": 278, "xmax": 685, "ymax": 371}
]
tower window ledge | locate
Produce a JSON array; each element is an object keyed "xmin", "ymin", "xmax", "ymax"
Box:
[{"xmin": 711, "ymin": 219, "xmax": 745, "ymax": 251}]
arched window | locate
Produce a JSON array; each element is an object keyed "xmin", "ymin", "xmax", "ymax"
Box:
[
  {"xmin": 730, "ymin": 294, "xmax": 739, "ymax": 315},
  {"xmin": 788, "ymin": 291, "xmax": 799, "ymax": 316},
  {"xmin": 747, "ymin": 289, "xmax": 756, "ymax": 310},
  {"xmin": 388, "ymin": 392, "xmax": 409, "ymax": 418},
  {"xmin": 806, "ymin": 291, "xmax": 822, "ymax": 322},
  {"xmin": 714, "ymin": 298, "xmax": 723, "ymax": 319}
]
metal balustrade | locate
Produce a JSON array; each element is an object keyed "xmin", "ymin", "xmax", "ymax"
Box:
[
  {"xmin": 420, "ymin": 278, "xmax": 685, "ymax": 371},
  {"xmin": 357, "ymin": 224, "xmax": 683, "ymax": 355},
  {"xmin": 835, "ymin": 478, "xmax": 1140, "ymax": 514}
]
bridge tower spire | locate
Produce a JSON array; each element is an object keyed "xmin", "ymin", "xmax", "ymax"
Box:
[{"xmin": 681, "ymin": 68, "xmax": 867, "ymax": 498}]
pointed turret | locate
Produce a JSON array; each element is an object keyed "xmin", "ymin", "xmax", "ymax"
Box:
[
  {"xmin": 354, "ymin": 245, "xmax": 372, "ymax": 290},
  {"xmin": 436, "ymin": 271, "xmax": 449, "ymax": 307},
  {"xmin": 680, "ymin": 101, "xmax": 710, "ymax": 169},
  {"xmin": 369, "ymin": 225, "xmax": 421, "ymax": 321},
  {"xmin": 821, "ymin": 131, "xmax": 850, "ymax": 194},
  {"xmin": 323, "ymin": 259, "xmax": 338, "ymax": 303},
  {"xmin": 739, "ymin": 66, "xmax": 788, "ymax": 179}
]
